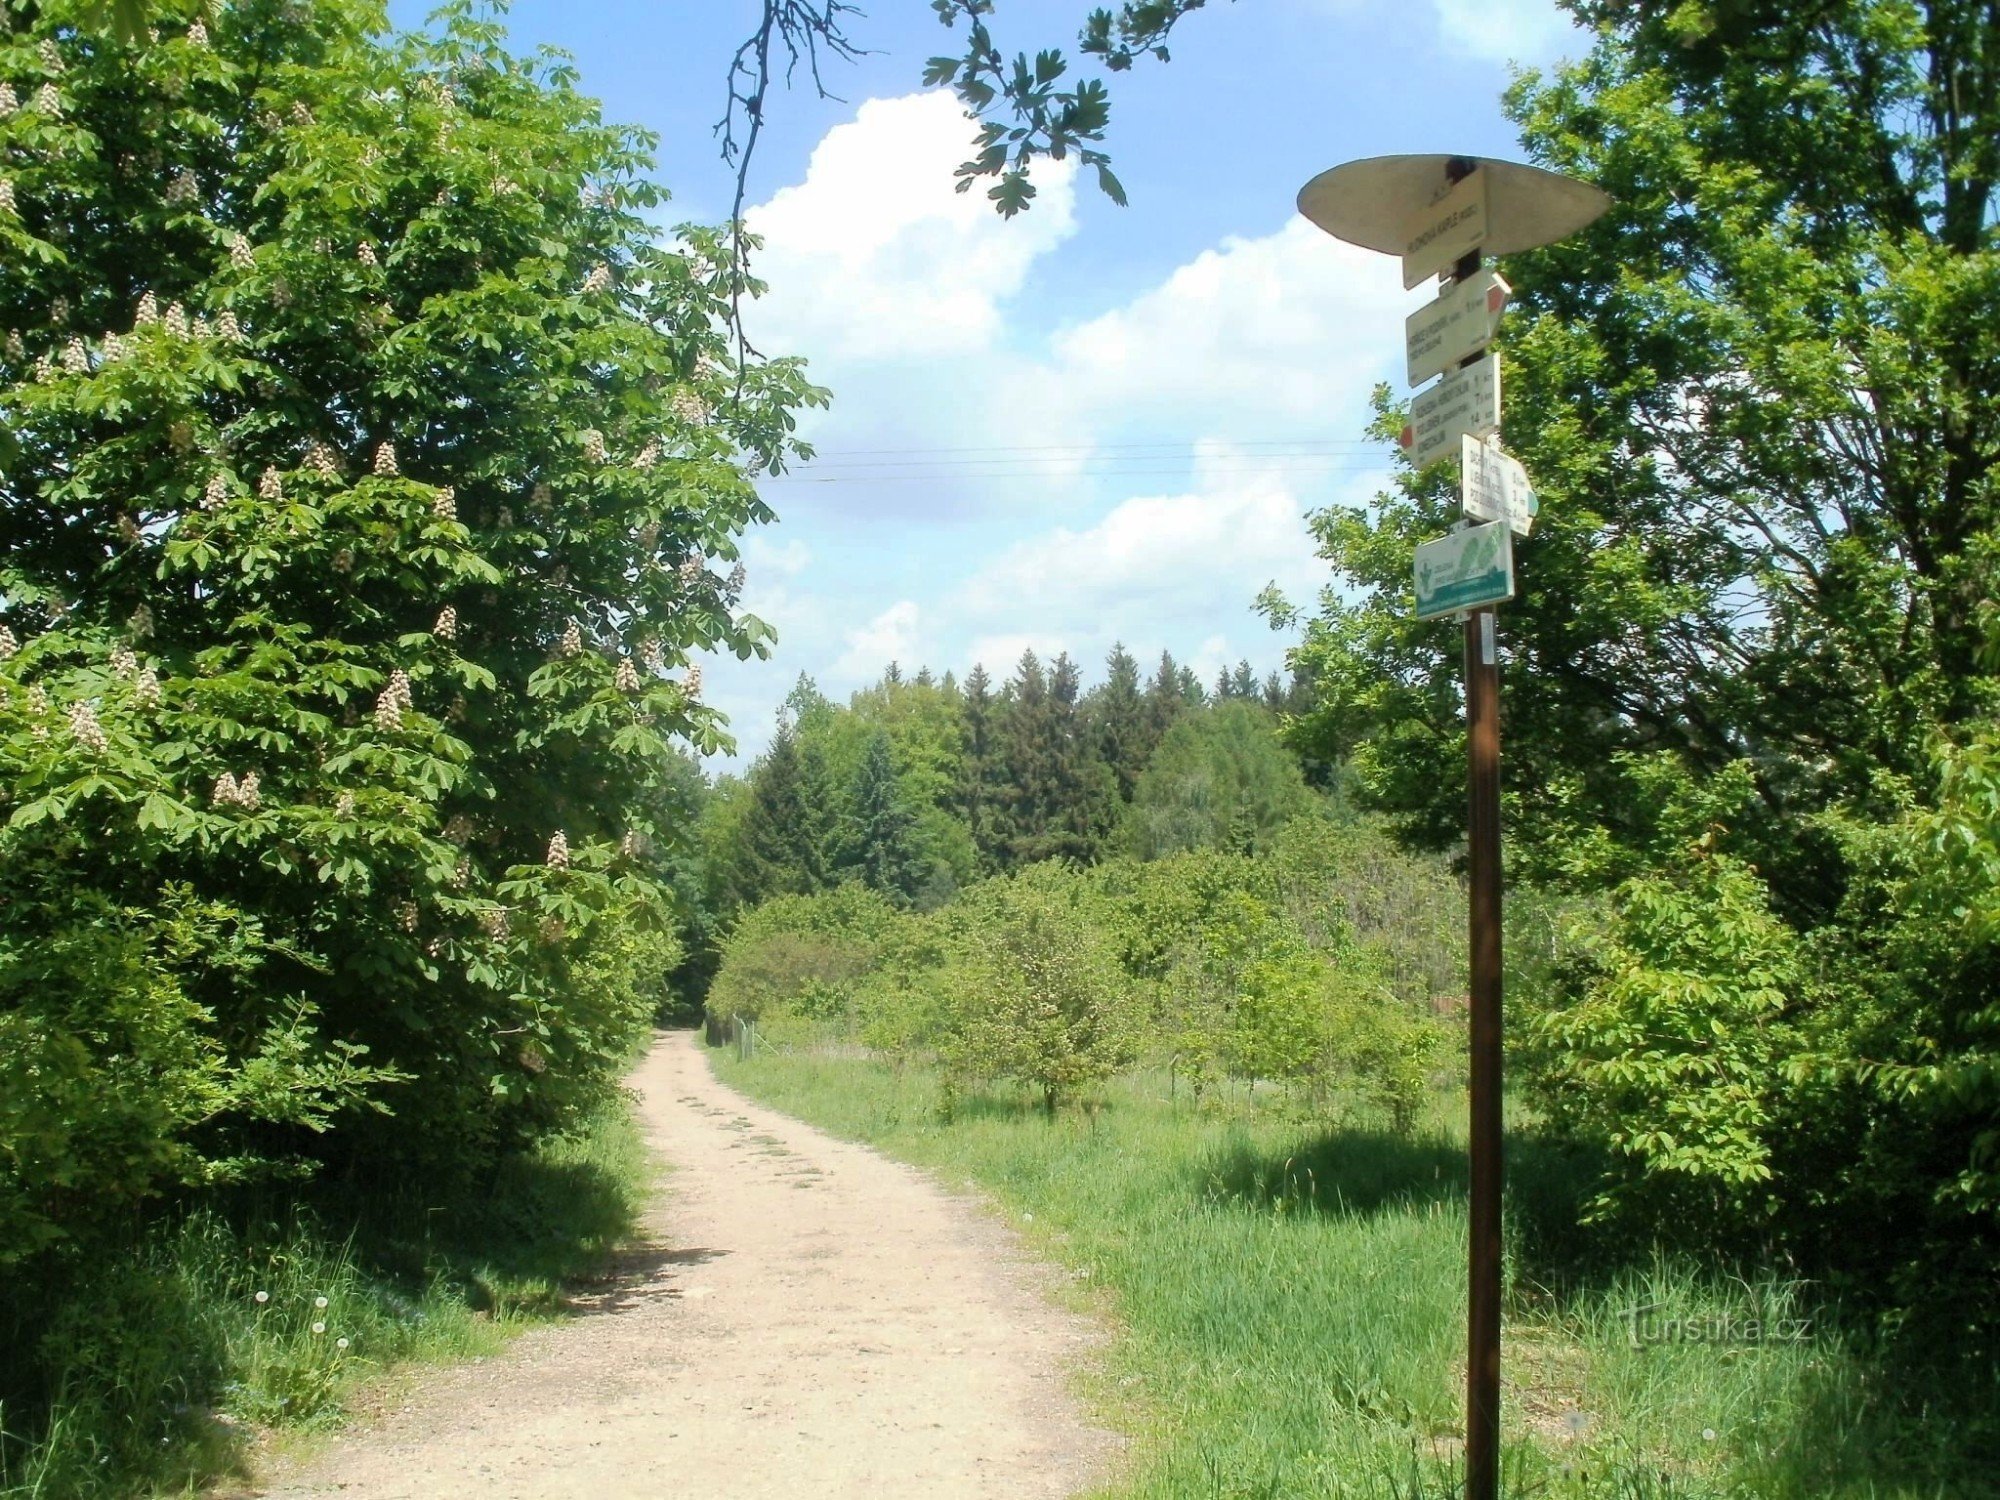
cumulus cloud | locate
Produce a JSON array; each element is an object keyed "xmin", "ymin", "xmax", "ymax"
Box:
[
  {"xmin": 832, "ymin": 599, "xmax": 924, "ymax": 682},
  {"xmin": 1429, "ymin": 0, "xmax": 1584, "ymax": 65},
  {"xmin": 744, "ymin": 91, "xmax": 1078, "ymax": 363},
  {"xmin": 1036, "ymin": 218, "xmax": 1407, "ymax": 436}
]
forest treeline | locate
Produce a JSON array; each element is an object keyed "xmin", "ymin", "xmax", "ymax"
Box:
[{"xmin": 695, "ymin": 646, "xmax": 1317, "ymax": 925}]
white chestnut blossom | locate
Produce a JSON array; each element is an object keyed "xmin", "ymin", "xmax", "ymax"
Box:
[
  {"xmin": 306, "ymin": 441, "xmax": 337, "ymax": 474},
  {"xmin": 559, "ymin": 620, "xmax": 583, "ymax": 657},
  {"xmin": 372, "ymin": 442, "xmax": 397, "ymax": 476},
  {"xmin": 128, "ymin": 604, "xmax": 154, "ymax": 638},
  {"xmin": 165, "ymin": 302, "xmax": 191, "ymax": 338},
  {"xmin": 101, "ymin": 331, "xmax": 125, "ymax": 361},
  {"xmin": 727, "ymin": 562, "xmax": 746, "ymax": 598},
  {"xmin": 636, "ymin": 521, "xmax": 659, "ymax": 551},
  {"xmin": 432, "ymin": 485, "xmax": 455, "ymax": 521},
  {"xmin": 33, "ymin": 84, "xmax": 61, "ymax": 118},
  {"xmin": 481, "ymin": 907, "xmax": 509, "ymax": 939},
  {"xmin": 434, "ymin": 605, "xmax": 457, "ymax": 640},
  {"xmin": 496, "ymin": 506, "xmax": 513, "ymax": 529},
  {"xmin": 67, "ymin": 702, "xmax": 108, "ymax": 751},
  {"xmin": 634, "ymin": 438, "xmax": 660, "ymax": 471},
  {"xmin": 258, "ymin": 468, "xmax": 282, "ymax": 501},
  {"xmin": 580, "ymin": 429, "xmax": 606, "ymax": 464},
  {"xmin": 615, "ymin": 656, "xmax": 639, "ymax": 693},
  {"xmin": 236, "ymin": 772, "xmax": 261, "ymax": 811},
  {"xmin": 539, "ymin": 917, "xmax": 565, "ymax": 944},
  {"xmin": 33, "ymin": 352, "xmax": 54, "ymax": 381},
  {"xmin": 335, "ymin": 790, "xmax": 357, "ymax": 818},
  {"xmin": 28, "ymin": 684, "xmax": 50, "ymax": 715},
  {"xmin": 50, "ymin": 296, "xmax": 68, "ymax": 325},
  {"xmin": 135, "ymin": 666, "xmax": 161, "ymax": 708},
  {"xmin": 375, "ymin": 668, "xmax": 411, "ymax": 730},
  {"xmin": 0, "ymin": 626, "xmax": 15, "ymax": 659},
  {"xmin": 135, "ymin": 292, "xmax": 160, "ymax": 326},
  {"xmin": 218, "ymin": 309, "xmax": 242, "ymax": 342},
  {"xmin": 110, "ymin": 644, "xmax": 137, "ymax": 678},
  {"xmin": 683, "ymin": 663, "xmax": 703, "ymax": 698},
  {"xmin": 229, "ymin": 232, "xmax": 254, "ymax": 269},
  {"xmin": 333, "ymin": 548, "xmax": 354, "ymax": 573},
  {"xmin": 0, "ymin": 179, "xmax": 14, "ymax": 216},
  {"xmin": 672, "ymin": 389, "xmax": 708, "ymax": 426},
  {"xmin": 5, "ymin": 331, "xmax": 23, "ymax": 360},
  {"xmin": 399, "ymin": 901, "xmax": 418, "ymax": 932},
  {"xmin": 639, "ymin": 639, "xmax": 664, "ymax": 672},
  {"xmin": 39, "ymin": 38, "xmax": 63, "ymax": 72},
  {"xmin": 0, "ymin": 84, "xmax": 17, "ymax": 115},
  {"xmin": 290, "ymin": 100, "xmax": 312, "ymax": 125},
  {"xmin": 186, "ymin": 19, "xmax": 208, "ymax": 45},
  {"xmin": 530, "ymin": 482, "xmax": 552, "ymax": 510},
  {"xmin": 60, "ymin": 338, "xmax": 87, "ymax": 374},
  {"xmin": 546, "ymin": 830, "xmax": 570, "ymax": 870},
  {"xmin": 212, "ymin": 772, "xmax": 240, "ymax": 806},
  {"xmin": 677, "ymin": 554, "xmax": 705, "ymax": 589},
  {"xmin": 357, "ymin": 240, "xmax": 377, "ymax": 267},
  {"xmin": 166, "ymin": 168, "xmax": 198, "ymax": 204},
  {"xmin": 116, "ymin": 514, "xmax": 141, "ymax": 545},
  {"xmin": 581, "ymin": 262, "xmax": 612, "ymax": 294}
]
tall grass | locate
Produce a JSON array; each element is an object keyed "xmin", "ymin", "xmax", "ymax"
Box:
[
  {"xmin": 0, "ymin": 1093, "xmax": 651, "ymax": 1500},
  {"xmin": 716, "ymin": 1053, "xmax": 1988, "ymax": 1500}
]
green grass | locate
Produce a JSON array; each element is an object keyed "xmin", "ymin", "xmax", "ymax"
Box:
[
  {"xmin": 715, "ymin": 1051, "xmax": 1989, "ymax": 1500},
  {"xmin": 0, "ymin": 1090, "xmax": 653, "ymax": 1500}
]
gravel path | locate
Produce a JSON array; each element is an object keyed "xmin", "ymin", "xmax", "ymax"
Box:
[{"xmin": 253, "ymin": 1029, "xmax": 1118, "ymax": 1499}]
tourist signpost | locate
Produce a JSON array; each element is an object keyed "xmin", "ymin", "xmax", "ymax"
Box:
[{"xmin": 1296, "ymin": 154, "xmax": 1610, "ymax": 1500}]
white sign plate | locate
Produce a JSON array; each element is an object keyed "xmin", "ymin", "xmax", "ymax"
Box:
[
  {"xmin": 1400, "ymin": 352, "xmax": 1500, "ymax": 469},
  {"xmin": 1414, "ymin": 520, "xmax": 1515, "ymax": 620},
  {"xmin": 1406, "ymin": 270, "xmax": 1510, "ymax": 387},
  {"xmin": 1460, "ymin": 434, "xmax": 1536, "ymax": 536},
  {"xmin": 1401, "ymin": 168, "xmax": 1488, "ymax": 289}
]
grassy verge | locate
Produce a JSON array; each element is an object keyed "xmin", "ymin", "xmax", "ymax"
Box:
[
  {"xmin": 715, "ymin": 1049, "xmax": 1983, "ymax": 1500},
  {"xmin": 0, "ymin": 1090, "xmax": 652, "ymax": 1500}
]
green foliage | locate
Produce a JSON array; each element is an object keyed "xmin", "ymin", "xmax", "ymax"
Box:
[
  {"xmin": 0, "ymin": 0, "xmax": 811, "ymax": 1295},
  {"xmin": 1124, "ymin": 699, "xmax": 1315, "ymax": 859},
  {"xmin": 706, "ymin": 883, "xmax": 899, "ymax": 1030},
  {"xmin": 938, "ymin": 863, "xmax": 1143, "ymax": 1111},
  {"xmin": 1524, "ymin": 849, "xmax": 1803, "ymax": 1230}
]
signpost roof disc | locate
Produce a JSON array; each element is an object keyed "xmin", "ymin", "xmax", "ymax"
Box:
[{"xmin": 1297, "ymin": 154, "xmax": 1612, "ymax": 259}]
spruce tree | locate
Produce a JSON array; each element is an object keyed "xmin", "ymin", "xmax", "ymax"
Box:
[
  {"xmin": 843, "ymin": 729, "xmax": 925, "ymax": 904},
  {"xmin": 994, "ymin": 649, "xmax": 1051, "ymax": 867},
  {"xmin": 726, "ymin": 724, "xmax": 817, "ymax": 905},
  {"xmin": 1045, "ymin": 651, "xmax": 1116, "ymax": 861},
  {"xmin": 1090, "ymin": 642, "xmax": 1148, "ymax": 802},
  {"xmin": 958, "ymin": 662, "xmax": 1003, "ymax": 869},
  {"xmin": 1145, "ymin": 649, "xmax": 1187, "ymax": 749}
]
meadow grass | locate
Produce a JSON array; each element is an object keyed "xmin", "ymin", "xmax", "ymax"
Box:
[
  {"xmin": 0, "ymin": 1091, "xmax": 652, "ymax": 1500},
  {"xmin": 716, "ymin": 1051, "xmax": 1986, "ymax": 1500}
]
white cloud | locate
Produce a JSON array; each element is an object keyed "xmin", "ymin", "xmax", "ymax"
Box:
[
  {"xmin": 831, "ymin": 599, "xmax": 924, "ymax": 682},
  {"xmin": 744, "ymin": 91, "xmax": 1078, "ymax": 362},
  {"xmin": 1040, "ymin": 217, "xmax": 1406, "ymax": 434},
  {"xmin": 1429, "ymin": 0, "xmax": 1583, "ymax": 65}
]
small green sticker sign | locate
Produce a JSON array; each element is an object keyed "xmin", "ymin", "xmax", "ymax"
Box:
[{"xmin": 1414, "ymin": 519, "xmax": 1515, "ymax": 619}]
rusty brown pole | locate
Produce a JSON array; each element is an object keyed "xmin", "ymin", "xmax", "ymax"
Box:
[
  {"xmin": 1463, "ymin": 600, "xmax": 1503, "ymax": 1500},
  {"xmin": 1443, "ymin": 213, "xmax": 1505, "ymax": 1500}
]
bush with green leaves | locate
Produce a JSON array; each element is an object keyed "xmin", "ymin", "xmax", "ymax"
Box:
[
  {"xmin": 706, "ymin": 884, "xmax": 902, "ymax": 1032},
  {"xmin": 0, "ymin": 0, "xmax": 816, "ymax": 1251},
  {"xmin": 936, "ymin": 863, "xmax": 1143, "ymax": 1112}
]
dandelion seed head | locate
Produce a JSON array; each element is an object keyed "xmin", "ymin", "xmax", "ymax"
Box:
[
  {"xmin": 311, "ymin": 1321, "xmax": 326, "ymax": 1335},
  {"xmin": 253, "ymin": 1290, "xmax": 269, "ymax": 1304},
  {"xmin": 336, "ymin": 1337, "xmax": 350, "ymax": 1350}
]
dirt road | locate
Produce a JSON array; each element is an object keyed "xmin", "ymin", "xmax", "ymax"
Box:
[{"xmin": 256, "ymin": 1030, "xmax": 1116, "ymax": 1499}]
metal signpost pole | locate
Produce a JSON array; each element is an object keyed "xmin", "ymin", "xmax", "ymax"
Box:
[{"xmin": 1296, "ymin": 153, "xmax": 1608, "ymax": 1500}]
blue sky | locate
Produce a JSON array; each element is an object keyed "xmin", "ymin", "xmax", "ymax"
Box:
[{"xmin": 391, "ymin": 0, "xmax": 1587, "ymax": 763}]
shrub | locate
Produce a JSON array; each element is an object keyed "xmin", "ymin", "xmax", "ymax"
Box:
[{"xmin": 0, "ymin": 0, "xmax": 816, "ymax": 1239}]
